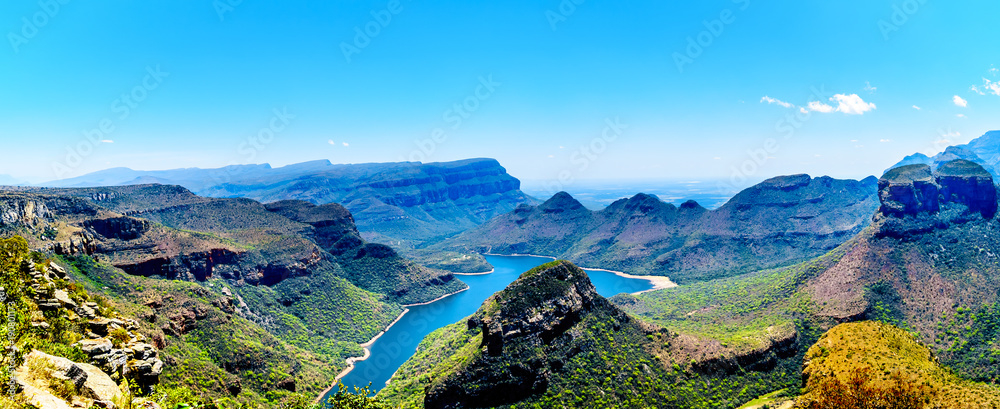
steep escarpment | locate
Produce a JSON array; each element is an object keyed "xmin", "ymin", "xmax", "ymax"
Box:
[
  {"xmin": 41, "ymin": 158, "xmax": 536, "ymax": 249},
  {"xmin": 431, "ymin": 174, "xmax": 878, "ymax": 284},
  {"xmin": 265, "ymin": 200, "xmax": 466, "ymax": 304}
]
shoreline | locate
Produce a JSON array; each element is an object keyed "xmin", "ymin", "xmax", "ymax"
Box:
[
  {"xmin": 483, "ymin": 253, "xmax": 677, "ymax": 295},
  {"xmin": 314, "ymin": 308, "xmax": 409, "ymax": 404},
  {"xmin": 453, "ymin": 268, "xmax": 494, "ymax": 276},
  {"xmin": 401, "ymin": 286, "xmax": 470, "ymax": 307},
  {"xmin": 313, "ymin": 285, "xmax": 470, "ymax": 404}
]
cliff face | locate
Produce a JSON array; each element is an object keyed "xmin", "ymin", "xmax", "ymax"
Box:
[
  {"xmin": 879, "ymin": 160, "xmax": 996, "ymax": 218},
  {"xmin": 434, "ymin": 174, "xmax": 879, "ymax": 283},
  {"xmin": 41, "ymin": 158, "xmax": 536, "ymax": 249},
  {"xmin": 876, "ymin": 160, "xmax": 997, "ymax": 238}
]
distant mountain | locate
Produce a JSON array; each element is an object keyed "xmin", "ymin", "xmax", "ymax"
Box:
[
  {"xmin": 42, "ymin": 158, "xmax": 536, "ymax": 249},
  {"xmin": 888, "ymin": 130, "xmax": 1000, "ymax": 178},
  {"xmin": 0, "ymin": 174, "xmax": 26, "ymax": 185},
  {"xmin": 429, "ymin": 174, "xmax": 880, "ymax": 284}
]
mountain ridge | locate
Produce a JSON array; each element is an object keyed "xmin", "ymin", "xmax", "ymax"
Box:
[{"xmin": 427, "ymin": 173, "xmax": 879, "ymax": 284}]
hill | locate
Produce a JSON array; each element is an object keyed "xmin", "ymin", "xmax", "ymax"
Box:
[
  {"xmin": 40, "ymin": 158, "xmax": 536, "ymax": 249},
  {"xmin": 790, "ymin": 321, "xmax": 1000, "ymax": 408},
  {"xmin": 380, "ymin": 260, "xmax": 804, "ymax": 408},
  {"xmin": 427, "ymin": 174, "xmax": 879, "ymax": 283}
]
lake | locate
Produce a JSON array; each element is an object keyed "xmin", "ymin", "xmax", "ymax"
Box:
[{"xmin": 325, "ymin": 255, "xmax": 655, "ymax": 400}]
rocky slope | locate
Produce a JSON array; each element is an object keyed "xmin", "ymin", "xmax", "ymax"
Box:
[
  {"xmin": 429, "ymin": 174, "xmax": 879, "ymax": 284},
  {"xmin": 0, "ymin": 184, "xmax": 467, "ymax": 406},
  {"xmin": 40, "ymin": 158, "xmax": 536, "ymax": 249},
  {"xmin": 1, "ymin": 237, "xmax": 166, "ymax": 409}
]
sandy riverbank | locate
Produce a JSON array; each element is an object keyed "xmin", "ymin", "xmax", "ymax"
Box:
[{"xmin": 484, "ymin": 253, "xmax": 677, "ymax": 295}]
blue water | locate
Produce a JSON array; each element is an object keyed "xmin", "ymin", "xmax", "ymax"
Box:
[{"xmin": 326, "ymin": 255, "xmax": 653, "ymax": 400}]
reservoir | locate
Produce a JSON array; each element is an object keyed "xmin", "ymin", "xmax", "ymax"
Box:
[{"xmin": 328, "ymin": 255, "xmax": 656, "ymax": 399}]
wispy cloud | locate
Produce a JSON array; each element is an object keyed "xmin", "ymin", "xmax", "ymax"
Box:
[
  {"xmin": 971, "ymin": 78, "xmax": 1000, "ymax": 96},
  {"xmin": 760, "ymin": 96, "xmax": 793, "ymax": 108},
  {"xmin": 343, "ymin": 142, "xmax": 349, "ymax": 147},
  {"xmin": 328, "ymin": 139, "xmax": 336, "ymax": 145},
  {"xmin": 912, "ymin": 105, "xmax": 921, "ymax": 110},
  {"xmin": 880, "ymin": 139, "xmax": 891, "ymax": 143},
  {"xmin": 957, "ymin": 113, "xmax": 967, "ymax": 118},
  {"xmin": 100, "ymin": 139, "xmax": 114, "ymax": 144},
  {"xmin": 953, "ymin": 95, "xmax": 968, "ymax": 107},
  {"xmin": 864, "ymin": 81, "xmax": 877, "ymax": 94}
]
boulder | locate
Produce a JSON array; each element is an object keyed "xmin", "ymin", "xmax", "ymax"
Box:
[
  {"xmin": 15, "ymin": 350, "xmax": 122, "ymax": 404},
  {"xmin": 54, "ymin": 289, "xmax": 78, "ymax": 309},
  {"xmin": 76, "ymin": 338, "xmax": 113, "ymax": 356}
]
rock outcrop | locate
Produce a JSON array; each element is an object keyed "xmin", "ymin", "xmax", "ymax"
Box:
[
  {"xmin": 15, "ymin": 350, "xmax": 122, "ymax": 409},
  {"xmin": 26, "ymin": 259, "xmax": 165, "ymax": 394},
  {"xmin": 424, "ymin": 261, "xmax": 633, "ymax": 408},
  {"xmin": 878, "ymin": 160, "xmax": 997, "ymax": 219}
]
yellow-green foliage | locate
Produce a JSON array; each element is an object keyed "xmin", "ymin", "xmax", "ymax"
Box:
[{"xmin": 797, "ymin": 321, "xmax": 1000, "ymax": 408}]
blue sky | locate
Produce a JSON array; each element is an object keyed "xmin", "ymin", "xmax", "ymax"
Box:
[{"xmin": 1, "ymin": 0, "xmax": 999, "ymax": 186}]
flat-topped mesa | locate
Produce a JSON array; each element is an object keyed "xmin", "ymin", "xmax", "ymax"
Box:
[{"xmin": 878, "ymin": 160, "xmax": 997, "ymax": 218}]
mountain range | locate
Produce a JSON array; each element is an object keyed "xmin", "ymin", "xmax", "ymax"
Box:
[
  {"xmin": 890, "ymin": 130, "xmax": 1000, "ymax": 178},
  {"xmin": 428, "ymin": 174, "xmax": 880, "ymax": 284},
  {"xmin": 40, "ymin": 158, "xmax": 536, "ymax": 250}
]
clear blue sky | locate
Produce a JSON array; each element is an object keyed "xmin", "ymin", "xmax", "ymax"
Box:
[{"xmin": 1, "ymin": 0, "xmax": 998, "ymax": 185}]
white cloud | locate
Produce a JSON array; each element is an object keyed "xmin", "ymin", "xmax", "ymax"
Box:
[
  {"xmin": 807, "ymin": 101, "xmax": 835, "ymax": 113},
  {"xmin": 880, "ymin": 139, "xmax": 891, "ymax": 143},
  {"xmin": 100, "ymin": 139, "xmax": 114, "ymax": 144},
  {"xmin": 830, "ymin": 94, "xmax": 876, "ymax": 115},
  {"xmin": 713, "ymin": 156, "xmax": 721, "ymax": 160},
  {"xmin": 864, "ymin": 81, "xmax": 877, "ymax": 93},
  {"xmin": 912, "ymin": 105, "xmax": 921, "ymax": 110},
  {"xmin": 799, "ymin": 107, "xmax": 808, "ymax": 114},
  {"xmin": 991, "ymin": 67, "xmax": 999, "ymax": 76},
  {"xmin": 547, "ymin": 154, "xmax": 555, "ymax": 158},
  {"xmin": 953, "ymin": 95, "xmax": 968, "ymax": 107},
  {"xmin": 760, "ymin": 96, "xmax": 793, "ymax": 108},
  {"xmin": 328, "ymin": 139, "xmax": 336, "ymax": 145},
  {"xmin": 805, "ymin": 94, "xmax": 876, "ymax": 115},
  {"xmin": 982, "ymin": 79, "xmax": 1000, "ymax": 96},
  {"xmin": 957, "ymin": 114, "xmax": 967, "ymax": 118},
  {"xmin": 941, "ymin": 130, "xmax": 961, "ymax": 138},
  {"xmin": 343, "ymin": 142, "xmax": 350, "ymax": 147}
]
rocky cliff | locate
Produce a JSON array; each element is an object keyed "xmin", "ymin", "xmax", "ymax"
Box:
[
  {"xmin": 41, "ymin": 158, "xmax": 536, "ymax": 250},
  {"xmin": 876, "ymin": 160, "xmax": 997, "ymax": 238}
]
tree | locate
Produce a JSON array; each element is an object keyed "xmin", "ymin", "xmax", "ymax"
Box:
[{"xmin": 328, "ymin": 383, "xmax": 391, "ymax": 409}]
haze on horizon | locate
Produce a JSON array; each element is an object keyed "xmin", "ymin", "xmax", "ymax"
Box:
[{"xmin": 2, "ymin": 1, "xmax": 999, "ymax": 186}]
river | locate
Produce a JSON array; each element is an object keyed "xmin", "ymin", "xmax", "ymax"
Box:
[{"xmin": 323, "ymin": 255, "xmax": 656, "ymax": 400}]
